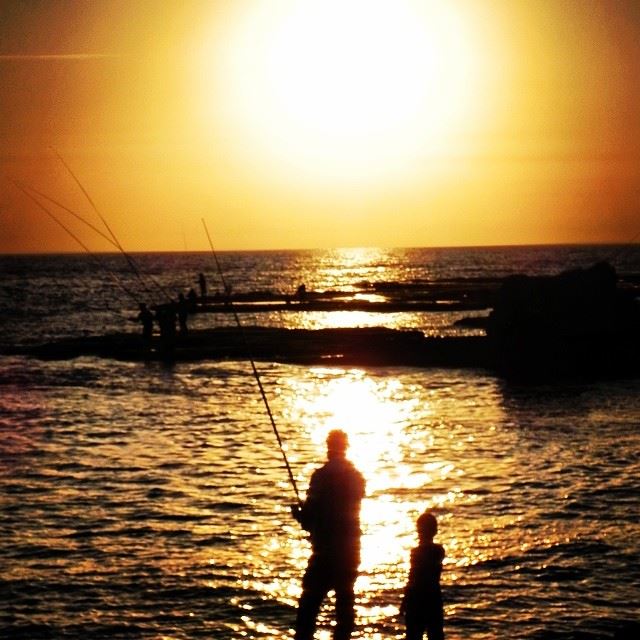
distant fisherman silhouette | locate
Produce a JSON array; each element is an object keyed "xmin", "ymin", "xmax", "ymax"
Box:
[
  {"xmin": 187, "ymin": 287, "xmax": 198, "ymax": 312},
  {"xmin": 155, "ymin": 304, "xmax": 177, "ymax": 358},
  {"xmin": 177, "ymin": 293, "xmax": 189, "ymax": 335},
  {"xmin": 400, "ymin": 511, "xmax": 445, "ymax": 640},
  {"xmin": 291, "ymin": 429, "xmax": 365, "ymax": 640},
  {"xmin": 198, "ymin": 272, "xmax": 207, "ymax": 300},
  {"xmin": 136, "ymin": 303, "xmax": 154, "ymax": 347}
]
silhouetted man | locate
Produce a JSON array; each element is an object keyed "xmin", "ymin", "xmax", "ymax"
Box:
[{"xmin": 291, "ymin": 429, "xmax": 365, "ymax": 640}]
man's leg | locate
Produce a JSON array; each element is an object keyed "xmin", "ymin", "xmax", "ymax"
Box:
[
  {"xmin": 333, "ymin": 568, "xmax": 357, "ymax": 640},
  {"xmin": 333, "ymin": 585, "xmax": 355, "ymax": 640},
  {"xmin": 295, "ymin": 557, "xmax": 330, "ymax": 640},
  {"xmin": 404, "ymin": 611, "xmax": 426, "ymax": 640},
  {"xmin": 425, "ymin": 610, "xmax": 444, "ymax": 640}
]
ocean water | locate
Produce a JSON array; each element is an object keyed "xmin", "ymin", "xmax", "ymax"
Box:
[{"xmin": 1, "ymin": 245, "xmax": 639, "ymax": 639}]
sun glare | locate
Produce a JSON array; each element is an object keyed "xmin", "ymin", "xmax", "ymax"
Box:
[
  {"xmin": 198, "ymin": 0, "xmax": 486, "ymax": 189},
  {"xmin": 288, "ymin": 370, "xmax": 422, "ymax": 493}
]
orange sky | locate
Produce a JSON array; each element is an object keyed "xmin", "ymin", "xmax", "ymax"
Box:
[{"xmin": 1, "ymin": 0, "xmax": 639, "ymax": 253}]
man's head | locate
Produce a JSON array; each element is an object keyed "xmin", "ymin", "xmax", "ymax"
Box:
[{"xmin": 326, "ymin": 429, "xmax": 349, "ymax": 460}]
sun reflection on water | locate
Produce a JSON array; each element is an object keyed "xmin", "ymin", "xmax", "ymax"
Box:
[
  {"xmin": 314, "ymin": 247, "xmax": 392, "ymax": 287},
  {"xmin": 232, "ymin": 365, "xmax": 565, "ymax": 637},
  {"xmin": 264, "ymin": 368, "xmax": 478, "ymax": 631},
  {"xmin": 311, "ymin": 310, "xmax": 402, "ymax": 330}
]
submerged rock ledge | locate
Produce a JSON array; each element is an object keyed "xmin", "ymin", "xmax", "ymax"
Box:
[
  {"xmin": 7, "ymin": 326, "xmax": 491, "ymax": 369},
  {"xmin": 6, "ymin": 322, "xmax": 639, "ymax": 381}
]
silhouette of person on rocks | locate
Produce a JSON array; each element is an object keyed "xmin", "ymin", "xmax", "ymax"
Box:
[
  {"xmin": 198, "ymin": 272, "xmax": 207, "ymax": 300},
  {"xmin": 136, "ymin": 302, "xmax": 154, "ymax": 347},
  {"xmin": 291, "ymin": 429, "xmax": 365, "ymax": 640},
  {"xmin": 177, "ymin": 293, "xmax": 189, "ymax": 335},
  {"xmin": 156, "ymin": 304, "xmax": 177, "ymax": 359},
  {"xmin": 187, "ymin": 287, "xmax": 198, "ymax": 312},
  {"xmin": 400, "ymin": 511, "xmax": 445, "ymax": 640},
  {"xmin": 296, "ymin": 283, "xmax": 307, "ymax": 304}
]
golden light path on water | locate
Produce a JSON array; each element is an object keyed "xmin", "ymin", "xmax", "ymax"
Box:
[{"xmin": 214, "ymin": 361, "xmax": 521, "ymax": 639}]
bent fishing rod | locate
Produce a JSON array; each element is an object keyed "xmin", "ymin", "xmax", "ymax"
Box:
[
  {"xmin": 50, "ymin": 148, "xmax": 174, "ymax": 305},
  {"xmin": 15, "ymin": 181, "xmax": 143, "ymax": 310},
  {"xmin": 18, "ymin": 181, "xmax": 163, "ymax": 305},
  {"xmin": 202, "ymin": 219, "xmax": 302, "ymax": 508}
]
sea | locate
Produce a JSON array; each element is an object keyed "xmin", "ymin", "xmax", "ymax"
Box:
[{"xmin": 1, "ymin": 245, "xmax": 639, "ymax": 640}]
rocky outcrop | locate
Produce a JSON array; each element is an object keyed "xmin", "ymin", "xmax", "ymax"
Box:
[{"xmin": 487, "ymin": 261, "xmax": 640, "ymax": 378}]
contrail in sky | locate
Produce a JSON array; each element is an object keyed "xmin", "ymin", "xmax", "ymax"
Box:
[{"xmin": 0, "ymin": 53, "xmax": 122, "ymax": 60}]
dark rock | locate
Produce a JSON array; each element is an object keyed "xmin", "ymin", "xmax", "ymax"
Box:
[{"xmin": 486, "ymin": 261, "xmax": 640, "ymax": 379}]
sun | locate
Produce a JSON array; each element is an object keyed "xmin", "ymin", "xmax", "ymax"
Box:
[{"xmin": 197, "ymin": 0, "xmax": 486, "ymax": 190}]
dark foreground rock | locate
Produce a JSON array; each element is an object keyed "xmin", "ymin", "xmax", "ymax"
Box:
[{"xmin": 487, "ymin": 261, "xmax": 640, "ymax": 379}]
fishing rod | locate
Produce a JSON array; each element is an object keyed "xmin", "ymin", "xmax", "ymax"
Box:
[
  {"xmin": 15, "ymin": 182, "xmax": 143, "ymax": 310},
  {"xmin": 202, "ymin": 218, "xmax": 302, "ymax": 507},
  {"xmin": 50, "ymin": 148, "xmax": 174, "ymax": 305},
  {"xmin": 18, "ymin": 181, "xmax": 160, "ymax": 305},
  {"xmin": 20, "ymin": 182, "xmax": 118, "ymax": 245},
  {"xmin": 51, "ymin": 147, "xmax": 121, "ymax": 250}
]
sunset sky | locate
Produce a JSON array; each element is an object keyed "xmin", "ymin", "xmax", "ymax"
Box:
[{"xmin": 1, "ymin": 0, "xmax": 639, "ymax": 253}]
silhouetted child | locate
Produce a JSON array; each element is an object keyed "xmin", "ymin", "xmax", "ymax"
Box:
[{"xmin": 400, "ymin": 511, "xmax": 445, "ymax": 640}]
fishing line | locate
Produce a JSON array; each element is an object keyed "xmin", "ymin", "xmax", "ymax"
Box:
[{"xmin": 202, "ymin": 218, "xmax": 302, "ymax": 506}]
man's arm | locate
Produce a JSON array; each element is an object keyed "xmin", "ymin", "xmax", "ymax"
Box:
[{"xmin": 291, "ymin": 469, "xmax": 321, "ymax": 531}]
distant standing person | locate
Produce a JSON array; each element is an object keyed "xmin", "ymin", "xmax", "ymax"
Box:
[
  {"xmin": 400, "ymin": 511, "xmax": 445, "ymax": 640},
  {"xmin": 291, "ymin": 429, "xmax": 365, "ymax": 640},
  {"xmin": 223, "ymin": 282, "xmax": 233, "ymax": 306},
  {"xmin": 156, "ymin": 304, "xmax": 177, "ymax": 358},
  {"xmin": 136, "ymin": 303, "xmax": 154, "ymax": 347},
  {"xmin": 187, "ymin": 287, "xmax": 198, "ymax": 312},
  {"xmin": 177, "ymin": 293, "xmax": 189, "ymax": 334},
  {"xmin": 198, "ymin": 272, "xmax": 207, "ymax": 300}
]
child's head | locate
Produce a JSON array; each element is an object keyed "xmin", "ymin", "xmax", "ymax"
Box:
[{"xmin": 417, "ymin": 511, "xmax": 438, "ymax": 542}]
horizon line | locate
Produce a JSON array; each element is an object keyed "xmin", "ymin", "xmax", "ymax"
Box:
[{"xmin": 1, "ymin": 241, "xmax": 637, "ymax": 257}]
